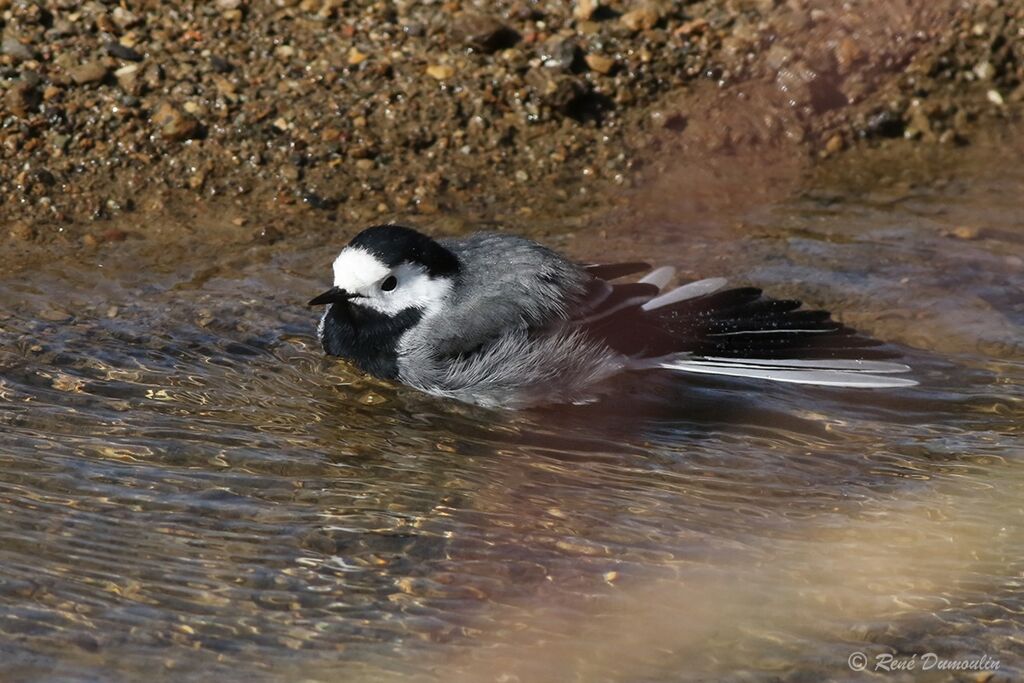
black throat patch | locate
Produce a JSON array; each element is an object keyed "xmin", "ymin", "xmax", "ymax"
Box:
[{"xmin": 319, "ymin": 302, "xmax": 423, "ymax": 379}]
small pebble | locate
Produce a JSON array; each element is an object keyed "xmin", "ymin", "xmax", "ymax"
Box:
[
  {"xmin": 8, "ymin": 222, "xmax": 35, "ymax": 241},
  {"xmin": 584, "ymin": 53, "xmax": 615, "ymax": 74},
  {"xmin": 151, "ymin": 102, "xmax": 201, "ymax": 141},
  {"xmin": 106, "ymin": 42, "xmax": 144, "ymax": 62},
  {"xmin": 621, "ymin": 6, "xmax": 660, "ymax": 32},
  {"xmin": 38, "ymin": 306, "xmax": 72, "ymax": 322},
  {"xmin": 973, "ymin": 61, "xmax": 995, "ymax": 81},
  {"xmin": 675, "ymin": 18, "xmax": 708, "ymax": 36},
  {"xmin": 5, "ymin": 81, "xmax": 40, "ymax": 118},
  {"xmin": 2, "ymin": 35, "xmax": 37, "ymax": 62},
  {"xmin": 111, "ymin": 7, "xmax": 141, "ymax": 28},
  {"xmin": 574, "ymin": 0, "xmax": 598, "ymax": 21},
  {"xmin": 825, "ymin": 134, "xmax": 844, "ymax": 154},
  {"xmin": 114, "ymin": 64, "xmax": 140, "ymax": 91},
  {"xmin": 347, "ymin": 48, "xmax": 367, "ymax": 66},
  {"xmin": 426, "ymin": 64, "xmax": 455, "ymax": 80},
  {"xmin": 948, "ymin": 225, "xmax": 982, "ymax": 240},
  {"xmin": 69, "ymin": 62, "xmax": 109, "ymax": 85}
]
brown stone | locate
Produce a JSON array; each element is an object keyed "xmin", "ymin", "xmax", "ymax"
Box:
[
  {"xmin": 5, "ymin": 80, "xmax": 40, "ymax": 117},
  {"xmin": 835, "ymin": 37, "xmax": 864, "ymax": 75},
  {"xmin": 675, "ymin": 18, "xmax": 708, "ymax": 36},
  {"xmin": 69, "ymin": 62, "xmax": 109, "ymax": 85},
  {"xmin": 949, "ymin": 225, "xmax": 982, "ymax": 240},
  {"xmin": 584, "ymin": 53, "xmax": 616, "ymax": 74},
  {"xmin": 151, "ymin": 101, "xmax": 201, "ymax": 141},
  {"xmin": 621, "ymin": 5, "xmax": 660, "ymax": 31},
  {"xmin": 114, "ymin": 64, "xmax": 140, "ymax": 93},
  {"xmin": 574, "ymin": 0, "xmax": 598, "ymax": 21},
  {"xmin": 347, "ymin": 48, "xmax": 367, "ymax": 66},
  {"xmin": 426, "ymin": 64, "xmax": 455, "ymax": 80},
  {"xmin": 8, "ymin": 222, "xmax": 35, "ymax": 241},
  {"xmin": 102, "ymin": 228, "xmax": 127, "ymax": 242}
]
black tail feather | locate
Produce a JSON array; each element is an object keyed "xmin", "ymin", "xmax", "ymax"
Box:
[{"xmin": 586, "ymin": 284, "xmax": 899, "ymax": 361}]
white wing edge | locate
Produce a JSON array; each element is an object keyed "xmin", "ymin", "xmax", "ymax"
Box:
[
  {"xmin": 641, "ymin": 356, "xmax": 917, "ymax": 388},
  {"xmin": 638, "ymin": 266, "xmax": 676, "ymax": 290},
  {"xmin": 641, "ymin": 277, "xmax": 729, "ymax": 311},
  {"xmin": 689, "ymin": 357, "xmax": 911, "ymax": 373}
]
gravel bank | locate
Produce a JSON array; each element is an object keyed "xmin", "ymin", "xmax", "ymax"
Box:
[{"xmin": 1, "ymin": 0, "xmax": 1021, "ymax": 249}]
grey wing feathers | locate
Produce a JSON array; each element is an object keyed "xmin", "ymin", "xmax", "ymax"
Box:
[
  {"xmin": 403, "ymin": 327, "xmax": 624, "ymax": 408},
  {"xmin": 424, "ymin": 233, "xmax": 592, "ymax": 354},
  {"xmin": 398, "ymin": 244, "xmax": 623, "ymax": 406}
]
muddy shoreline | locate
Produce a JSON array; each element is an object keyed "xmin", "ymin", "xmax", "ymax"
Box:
[{"xmin": 1, "ymin": 0, "xmax": 1022, "ymax": 263}]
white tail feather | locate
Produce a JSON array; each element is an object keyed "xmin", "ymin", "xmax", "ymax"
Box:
[
  {"xmin": 639, "ymin": 266, "xmax": 676, "ymax": 290},
  {"xmin": 648, "ymin": 356, "xmax": 917, "ymax": 388},
  {"xmin": 692, "ymin": 357, "xmax": 911, "ymax": 373},
  {"xmin": 708, "ymin": 328, "xmax": 835, "ymax": 336},
  {"xmin": 642, "ymin": 277, "xmax": 728, "ymax": 311}
]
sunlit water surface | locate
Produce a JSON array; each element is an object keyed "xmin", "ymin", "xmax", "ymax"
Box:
[{"xmin": 1, "ymin": 136, "xmax": 1022, "ymax": 683}]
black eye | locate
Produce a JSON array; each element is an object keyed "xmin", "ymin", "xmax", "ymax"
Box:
[{"xmin": 380, "ymin": 275, "xmax": 397, "ymax": 292}]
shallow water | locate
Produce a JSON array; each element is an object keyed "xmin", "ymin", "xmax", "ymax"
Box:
[{"xmin": 1, "ymin": 132, "xmax": 1022, "ymax": 682}]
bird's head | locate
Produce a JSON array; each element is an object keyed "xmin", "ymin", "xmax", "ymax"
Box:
[{"xmin": 309, "ymin": 224, "xmax": 460, "ymax": 319}]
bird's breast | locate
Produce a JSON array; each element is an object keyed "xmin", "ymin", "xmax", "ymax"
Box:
[{"xmin": 318, "ymin": 302, "xmax": 422, "ymax": 380}]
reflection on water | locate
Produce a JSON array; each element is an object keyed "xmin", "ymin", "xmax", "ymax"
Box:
[{"xmin": 1, "ymin": 133, "xmax": 1022, "ymax": 682}]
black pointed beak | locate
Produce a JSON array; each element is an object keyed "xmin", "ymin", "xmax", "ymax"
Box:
[{"xmin": 308, "ymin": 287, "xmax": 355, "ymax": 306}]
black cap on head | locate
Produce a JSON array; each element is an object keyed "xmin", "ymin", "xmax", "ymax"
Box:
[{"xmin": 348, "ymin": 224, "xmax": 460, "ymax": 277}]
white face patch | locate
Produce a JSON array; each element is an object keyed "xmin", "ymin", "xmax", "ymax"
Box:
[
  {"xmin": 331, "ymin": 246, "xmax": 453, "ymax": 317},
  {"xmin": 332, "ymin": 246, "xmax": 390, "ymax": 291}
]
